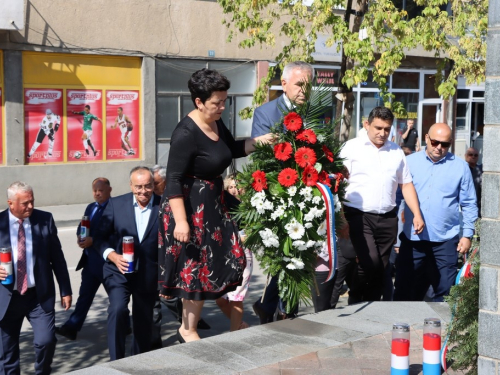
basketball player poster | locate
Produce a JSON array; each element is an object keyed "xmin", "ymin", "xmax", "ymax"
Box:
[
  {"xmin": 24, "ymin": 89, "xmax": 64, "ymax": 164},
  {"xmin": 105, "ymin": 90, "xmax": 140, "ymax": 160},
  {"xmin": 67, "ymin": 90, "xmax": 104, "ymax": 162}
]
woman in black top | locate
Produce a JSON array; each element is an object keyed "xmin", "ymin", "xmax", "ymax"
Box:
[{"xmin": 159, "ymin": 69, "xmax": 272, "ymax": 342}]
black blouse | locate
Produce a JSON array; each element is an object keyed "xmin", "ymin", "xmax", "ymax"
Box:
[{"xmin": 165, "ymin": 116, "xmax": 246, "ymax": 199}]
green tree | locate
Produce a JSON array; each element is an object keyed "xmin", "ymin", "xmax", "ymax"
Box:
[{"xmin": 218, "ymin": 0, "xmax": 487, "ymax": 140}]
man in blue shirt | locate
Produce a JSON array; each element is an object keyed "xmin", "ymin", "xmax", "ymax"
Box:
[{"xmin": 394, "ymin": 123, "xmax": 478, "ymax": 302}]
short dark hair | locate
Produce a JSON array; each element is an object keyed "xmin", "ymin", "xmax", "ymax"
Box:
[
  {"xmin": 188, "ymin": 68, "xmax": 230, "ymax": 107},
  {"xmin": 85, "ymin": 105, "xmax": 90, "ymax": 110},
  {"xmin": 368, "ymin": 106, "xmax": 394, "ymax": 124}
]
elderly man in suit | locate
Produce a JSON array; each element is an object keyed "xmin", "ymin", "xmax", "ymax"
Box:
[
  {"xmin": 56, "ymin": 177, "xmax": 112, "ymax": 340},
  {"xmin": 96, "ymin": 167, "xmax": 160, "ymax": 360},
  {"xmin": 251, "ymin": 61, "xmax": 314, "ymax": 323},
  {"xmin": 0, "ymin": 181, "xmax": 72, "ymax": 375}
]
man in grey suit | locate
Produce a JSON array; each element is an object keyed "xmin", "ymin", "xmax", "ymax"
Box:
[
  {"xmin": 251, "ymin": 61, "xmax": 314, "ymax": 323},
  {"xmin": 251, "ymin": 61, "xmax": 314, "ymax": 138}
]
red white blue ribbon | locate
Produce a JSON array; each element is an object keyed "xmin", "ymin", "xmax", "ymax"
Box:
[{"xmin": 315, "ymin": 182, "xmax": 337, "ymax": 283}]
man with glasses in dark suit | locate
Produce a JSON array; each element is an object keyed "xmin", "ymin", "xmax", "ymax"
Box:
[{"xmin": 394, "ymin": 123, "xmax": 478, "ymax": 302}]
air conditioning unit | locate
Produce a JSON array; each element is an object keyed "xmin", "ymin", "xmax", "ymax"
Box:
[{"xmin": 0, "ymin": 0, "xmax": 24, "ymax": 30}]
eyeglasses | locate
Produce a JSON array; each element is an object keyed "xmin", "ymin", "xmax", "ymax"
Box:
[
  {"xmin": 467, "ymin": 153, "xmax": 478, "ymax": 157},
  {"xmin": 133, "ymin": 184, "xmax": 153, "ymax": 191},
  {"xmin": 428, "ymin": 137, "xmax": 451, "ymax": 148}
]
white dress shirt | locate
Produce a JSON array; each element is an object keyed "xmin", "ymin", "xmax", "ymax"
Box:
[
  {"xmin": 8, "ymin": 210, "xmax": 35, "ymax": 290},
  {"xmin": 103, "ymin": 195, "xmax": 153, "ymax": 260},
  {"xmin": 340, "ymin": 136, "xmax": 412, "ymax": 214}
]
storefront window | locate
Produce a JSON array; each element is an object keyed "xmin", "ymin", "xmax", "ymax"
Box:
[
  {"xmin": 359, "ymin": 92, "xmax": 383, "ymax": 127},
  {"xmin": 360, "ymin": 71, "xmax": 379, "ymax": 88},
  {"xmin": 392, "ymin": 72, "xmax": 419, "ymax": 89},
  {"xmin": 457, "ymin": 89, "xmax": 469, "ymax": 99},
  {"xmin": 424, "ymin": 74, "xmax": 439, "ymax": 98},
  {"xmin": 392, "ymin": 92, "xmax": 419, "ymax": 144}
]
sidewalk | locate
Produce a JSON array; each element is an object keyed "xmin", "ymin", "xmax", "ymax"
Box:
[
  {"xmin": 69, "ymin": 302, "xmax": 464, "ymax": 375},
  {"xmin": 41, "ymin": 203, "xmax": 88, "ymax": 227}
]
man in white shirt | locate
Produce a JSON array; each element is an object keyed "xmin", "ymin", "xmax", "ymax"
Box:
[
  {"xmin": 0, "ymin": 181, "xmax": 72, "ymax": 374},
  {"xmin": 340, "ymin": 106, "xmax": 424, "ymax": 303}
]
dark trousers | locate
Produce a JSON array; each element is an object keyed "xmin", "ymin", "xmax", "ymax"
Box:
[
  {"xmin": 151, "ymin": 295, "xmax": 163, "ymax": 350},
  {"xmin": 311, "ymin": 271, "xmax": 336, "ymax": 312},
  {"xmin": 254, "ymin": 276, "xmax": 298, "ymax": 319},
  {"xmin": 344, "ymin": 206, "xmax": 398, "ymax": 303},
  {"xmin": 330, "ymin": 244, "xmax": 357, "ymax": 308},
  {"xmin": 0, "ymin": 289, "xmax": 56, "ymax": 375},
  {"xmin": 394, "ymin": 234, "xmax": 459, "ymax": 302},
  {"xmin": 65, "ymin": 267, "xmax": 102, "ymax": 331},
  {"xmin": 104, "ymin": 274, "xmax": 156, "ymax": 360}
]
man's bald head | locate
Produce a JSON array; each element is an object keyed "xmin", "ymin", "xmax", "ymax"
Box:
[
  {"xmin": 428, "ymin": 123, "xmax": 452, "ymax": 140},
  {"xmin": 425, "ymin": 123, "xmax": 452, "ymax": 162}
]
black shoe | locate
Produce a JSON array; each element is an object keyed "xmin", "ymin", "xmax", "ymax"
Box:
[
  {"xmin": 93, "ymin": 150, "xmax": 98, "ymax": 156},
  {"xmin": 176, "ymin": 328, "xmax": 186, "ymax": 344},
  {"xmin": 252, "ymin": 300, "xmax": 273, "ymax": 325},
  {"xmin": 85, "ymin": 149, "xmax": 89, "ymax": 155},
  {"xmin": 276, "ymin": 311, "xmax": 297, "ymax": 321},
  {"xmin": 197, "ymin": 318, "xmax": 211, "ymax": 330},
  {"xmin": 55, "ymin": 325, "xmax": 77, "ymax": 340}
]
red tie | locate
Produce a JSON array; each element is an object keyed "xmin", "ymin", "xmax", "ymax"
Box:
[{"xmin": 17, "ymin": 219, "xmax": 28, "ymax": 295}]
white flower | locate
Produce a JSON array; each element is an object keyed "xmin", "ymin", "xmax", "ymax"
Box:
[
  {"xmin": 259, "ymin": 228, "xmax": 280, "ymax": 248},
  {"xmin": 317, "ymin": 134, "xmax": 325, "ymax": 143},
  {"xmin": 304, "ymin": 222, "xmax": 313, "ymax": 229},
  {"xmin": 286, "ymin": 263, "xmax": 297, "ymax": 270},
  {"xmin": 314, "ymin": 208, "xmax": 325, "ymax": 218},
  {"xmin": 292, "ymin": 240, "xmax": 307, "ymax": 251},
  {"xmin": 314, "ymin": 163, "xmax": 322, "ymax": 172},
  {"xmin": 271, "ymin": 205, "xmax": 285, "ymax": 220},
  {"xmin": 299, "ymin": 187, "xmax": 313, "ymax": 201},
  {"xmin": 291, "ymin": 257, "xmax": 305, "ymax": 269},
  {"xmin": 304, "ymin": 208, "xmax": 317, "ymax": 222},
  {"xmin": 285, "ymin": 219, "xmax": 305, "ymax": 240},
  {"xmin": 317, "ymin": 220, "xmax": 327, "ymax": 236},
  {"xmin": 263, "ymin": 200, "xmax": 274, "ymax": 211},
  {"xmin": 283, "ymin": 256, "xmax": 291, "ymax": 262},
  {"xmin": 334, "ymin": 194, "xmax": 341, "ymax": 213},
  {"xmin": 298, "ymin": 202, "xmax": 306, "ymax": 210},
  {"xmin": 306, "ymin": 240, "xmax": 316, "ymax": 248},
  {"xmin": 288, "ymin": 186, "xmax": 297, "ymax": 196},
  {"xmin": 254, "ymin": 201, "xmax": 265, "ymax": 214},
  {"xmin": 312, "ymin": 196, "xmax": 322, "ymax": 205},
  {"xmin": 288, "ymin": 198, "xmax": 294, "ymax": 207}
]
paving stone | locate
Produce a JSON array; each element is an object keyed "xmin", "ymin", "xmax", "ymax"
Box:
[
  {"xmin": 279, "ymin": 352, "xmax": 321, "ymax": 369},
  {"xmin": 316, "ymin": 344, "xmax": 355, "ymax": 359},
  {"xmin": 478, "ymin": 356, "xmax": 497, "ymax": 375},
  {"xmin": 480, "ymin": 266, "xmax": 499, "ymax": 312},
  {"xmin": 238, "ymin": 363, "xmax": 281, "ymax": 375}
]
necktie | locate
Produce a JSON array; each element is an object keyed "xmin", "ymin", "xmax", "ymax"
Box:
[
  {"xmin": 17, "ymin": 219, "xmax": 28, "ymax": 294},
  {"xmin": 90, "ymin": 204, "xmax": 103, "ymax": 222}
]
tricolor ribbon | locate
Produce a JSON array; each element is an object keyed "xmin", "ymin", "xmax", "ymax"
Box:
[
  {"xmin": 315, "ymin": 181, "xmax": 337, "ymax": 283},
  {"xmin": 440, "ymin": 246, "xmax": 479, "ymax": 372}
]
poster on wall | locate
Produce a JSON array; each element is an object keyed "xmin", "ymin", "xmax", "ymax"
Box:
[
  {"xmin": 105, "ymin": 90, "xmax": 140, "ymax": 160},
  {"xmin": 24, "ymin": 89, "xmax": 64, "ymax": 164},
  {"xmin": 0, "ymin": 89, "xmax": 3, "ymax": 164},
  {"xmin": 66, "ymin": 90, "xmax": 104, "ymax": 162}
]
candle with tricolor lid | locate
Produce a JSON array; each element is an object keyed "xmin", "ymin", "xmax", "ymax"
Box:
[
  {"xmin": 122, "ymin": 236, "xmax": 135, "ymax": 273},
  {"xmin": 391, "ymin": 323, "xmax": 410, "ymax": 375},
  {"xmin": 423, "ymin": 318, "xmax": 441, "ymax": 375},
  {"xmin": 0, "ymin": 247, "xmax": 13, "ymax": 285}
]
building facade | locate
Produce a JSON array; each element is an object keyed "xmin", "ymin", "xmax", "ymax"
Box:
[{"xmin": 0, "ymin": 0, "xmax": 484, "ymax": 207}]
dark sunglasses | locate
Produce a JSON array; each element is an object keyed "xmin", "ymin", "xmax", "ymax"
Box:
[
  {"xmin": 467, "ymin": 153, "xmax": 478, "ymax": 157},
  {"xmin": 428, "ymin": 137, "xmax": 451, "ymax": 148}
]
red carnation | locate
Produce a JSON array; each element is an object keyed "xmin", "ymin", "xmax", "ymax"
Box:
[
  {"xmin": 334, "ymin": 173, "xmax": 344, "ymax": 193},
  {"xmin": 294, "ymin": 147, "xmax": 317, "ymax": 168},
  {"xmin": 296, "ymin": 129, "xmax": 317, "ymax": 144},
  {"xmin": 302, "ymin": 166, "xmax": 319, "ymax": 186},
  {"xmin": 283, "ymin": 112, "xmax": 303, "ymax": 132},
  {"xmin": 322, "ymin": 145, "xmax": 334, "ymax": 163},
  {"xmin": 274, "ymin": 142, "xmax": 293, "ymax": 161},
  {"xmin": 318, "ymin": 171, "xmax": 331, "ymax": 187},
  {"xmin": 278, "ymin": 168, "xmax": 299, "ymax": 187},
  {"xmin": 252, "ymin": 170, "xmax": 268, "ymax": 192}
]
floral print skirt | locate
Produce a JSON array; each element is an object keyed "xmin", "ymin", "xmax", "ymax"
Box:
[{"xmin": 159, "ymin": 177, "xmax": 246, "ymax": 300}]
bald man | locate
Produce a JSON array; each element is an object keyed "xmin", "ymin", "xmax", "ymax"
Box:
[
  {"xmin": 394, "ymin": 123, "xmax": 478, "ymax": 302},
  {"xmin": 465, "ymin": 147, "xmax": 482, "ymax": 217}
]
